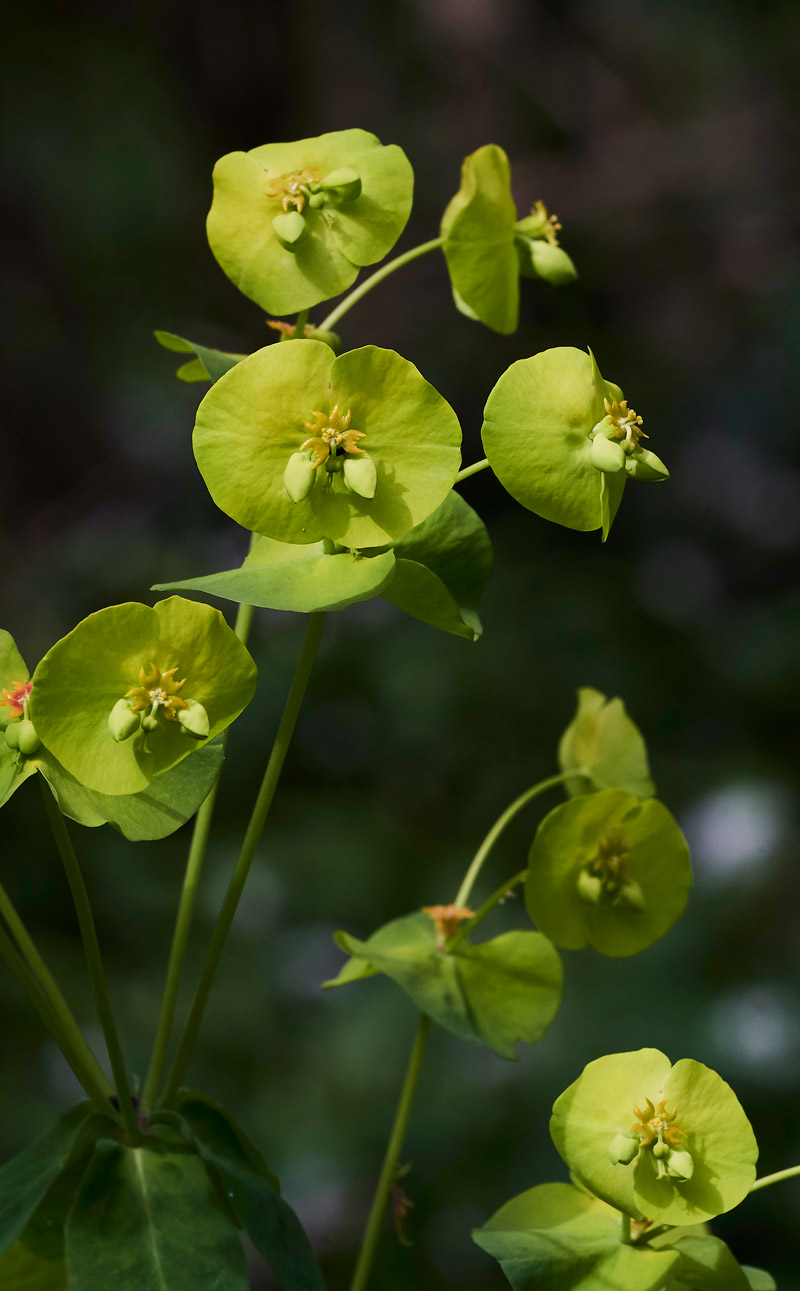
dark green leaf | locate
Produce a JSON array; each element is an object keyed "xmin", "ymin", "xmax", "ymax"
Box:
[
  {"xmin": 384, "ymin": 559, "xmax": 477, "ymax": 639},
  {"xmin": 170, "ymin": 1090, "xmax": 279, "ymax": 1191},
  {"xmin": 154, "ymin": 331, "xmax": 247, "ymax": 384},
  {"xmin": 0, "ymin": 1242, "xmax": 67, "ymax": 1290},
  {"xmin": 670, "ymin": 1234, "xmax": 751, "ymax": 1289},
  {"xmin": 0, "ymin": 1105, "xmax": 95, "ymax": 1258},
  {"xmin": 64, "ymin": 1139, "xmax": 249, "ymax": 1291}
]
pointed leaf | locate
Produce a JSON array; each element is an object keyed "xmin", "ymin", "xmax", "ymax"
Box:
[
  {"xmin": 170, "ymin": 1090, "xmax": 279, "ymax": 1191},
  {"xmin": 64, "ymin": 1139, "xmax": 249, "ymax": 1291},
  {"xmin": 671, "ymin": 1234, "xmax": 751, "ymax": 1288},
  {"xmin": 154, "ymin": 331, "xmax": 247, "ymax": 384},
  {"xmin": 0, "ymin": 1105, "xmax": 95, "ymax": 1258},
  {"xmin": 383, "ymin": 559, "xmax": 478, "ymax": 639}
]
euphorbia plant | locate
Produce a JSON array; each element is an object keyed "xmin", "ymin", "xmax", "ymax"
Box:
[{"xmin": 0, "ymin": 125, "xmax": 793, "ymax": 1291}]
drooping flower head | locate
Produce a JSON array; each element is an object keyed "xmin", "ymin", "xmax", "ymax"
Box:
[
  {"xmin": 440, "ymin": 145, "xmax": 577, "ymax": 335},
  {"xmin": 525, "ymin": 790, "xmax": 692, "ymax": 957},
  {"xmin": 482, "ymin": 347, "xmax": 669, "ymax": 539},
  {"xmin": 193, "ymin": 339, "xmax": 462, "ymax": 549},
  {"xmin": 30, "ymin": 597, "xmax": 257, "ymax": 796},
  {"xmin": 550, "ymin": 1049, "xmax": 759, "ymax": 1226},
  {"xmin": 207, "ymin": 129, "xmax": 414, "ymax": 315}
]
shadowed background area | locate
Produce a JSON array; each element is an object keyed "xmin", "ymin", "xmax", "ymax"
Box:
[{"xmin": 2, "ymin": 0, "xmax": 800, "ymax": 1285}]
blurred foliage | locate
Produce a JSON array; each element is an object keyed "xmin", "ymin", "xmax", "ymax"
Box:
[{"xmin": 1, "ymin": 0, "xmax": 799, "ymax": 1286}]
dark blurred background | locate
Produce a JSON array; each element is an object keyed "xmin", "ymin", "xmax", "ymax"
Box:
[{"xmin": 2, "ymin": 0, "xmax": 800, "ymax": 1285}]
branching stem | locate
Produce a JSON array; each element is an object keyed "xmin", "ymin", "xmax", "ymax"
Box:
[{"xmin": 318, "ymin": 237, "xmax": 444, "ymax": 332}]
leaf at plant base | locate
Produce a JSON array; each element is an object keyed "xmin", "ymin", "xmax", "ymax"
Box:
[
  {"xmin": 0, "ymin": 1243, "xmax": 67, "ymax": 1291},
  {"xmin": 481, "ymin": 348, "xmax": 629, "ymax": 536},
  {"xmin": 65, "ymin": 1139, "xmax": 249, "ymax": 1291},
  {"xmin": 669, "ymin": 1234, "xmax": 751, "ymax": 1289},
  {"xmin": 473, "ymin": 1182, "xmax": 680, "ymax": 1290},
  {"xmin": 155, "ymin": 540, "xmax": 397, "ymax": 614},
  {"xmin": 383, "ymin": 490, "xmax": 493, "ymax": 639},
  {"xmin": 550, "ymin": 1049, "xmax": 759, "ymax": 1226},
  {"xmin": 325, "ymin": 912, "xmax": 562, "ymax": 1059},
  {"xmin": 34, "ymin": 736, "xmax": 224, "ymax": 841},
  {"xmin": 31, "ymin": 598, "xmax": 256, "ymax": 797},
  {"xmin": 441, "ymin": 145, "xmax": 519, "ymax": 335},
  {"xmin": 526, "ymin": 790, "xmax": 691, "ymax": 958},
  {"xmin": 193, "ymin": 340, "xmax": 462, "ymax": 549},
  {"xmin": 154, "ymin": 331, "xmax": 247, "ymax": 384},
  {"xmin": 207, "ymin": 129, "xmax": 414, "ymax": 315},
  {"xmin": 559, "ymin": 687, "xmax": 655, "ymax": 798},
  {"xmin": 167, "ymin": 1104, "xmax": 324, "ymax": 1291},
  {"xmin": 0, "ymin": 1105, "xmax": 96, "ymax": 1258}
]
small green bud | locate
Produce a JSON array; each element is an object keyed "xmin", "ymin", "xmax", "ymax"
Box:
[
  {"xmin": 626, "ymin": 448, "xmax": 670, "ymax": 482},
  {"xmin": 142, "ymin": 713, "xmax": 160, "ymax": 733},
  {"xmin": 307, "ymin": 190, "xmax": 327, "ymax": 209},
  {"xmin": 577, "ymin": 868, "xmax": 603, "ymax": 905},
  {"xmin": 4, "ymin": 722, "xmax": 20, "ymax": 750},
  {"xmin": 108, "ymin": 698, "xmax": 141, "ymax": 743},
  {"xmin": 272, "ymin": 211, "xmax": 308, "ymax": 251},
  {"xmin": 617, "ymin": 879, "xmax": 646, "ymax": 912},
  {"xmin": 283, "ymin": 450, "xmax": 316, "ymax": 503},
  {"xmin": 343, "ymin": 453, "xmax": 377, "ymax": 500},
  {"xmin": 591, "ymin": 433, "xmax": 626, "ymax": 474},
  {"xmin": 320, "ymin": 167, "xmax": 362, "ymax": 203},
  {"xmin": 527, "ymin": 239, "xmax": 578, "ymax": 284},
  {"xmin": 177, "ymin": 698, "xmax": 210, "ymax": 739},
  {"xmin": 608, "ymin": 1129, "xmax": 640, "ymax": 1165},
  {"xmin": 17, "ymin": 719, "xmax": 41, "ymax": 756},
  {"xmin": 665, "ymin": 1148, "xmax": 694, "ymax": 1181},
  {"xmin": 653, "ymin": 1137, "xmax": 671, "ymax": 1160}
]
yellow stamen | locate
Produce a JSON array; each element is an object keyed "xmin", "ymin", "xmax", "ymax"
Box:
[{"xmin": 265, "ymin": 167, "xmax": 321, "ymax": 213}]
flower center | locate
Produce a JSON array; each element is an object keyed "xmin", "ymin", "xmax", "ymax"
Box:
[
  {"xmin": 604, "ymin": 396, "xmax": 647, "ymax": 451},
  {"xmin": 531, "ymin": 199, "xmax": 562, "ymax": 246},
  {"xmin": 300, "ymin": 405, "xmax": 366, "ymax": 469},
  {"xmin": 125, "ymin": 662, "xmax": 188, "ymax": 722},
  {"xmin": 422, "ymin": 903, "xmax": 474, "ymax": 948},
  {"xmin": 1, "ymin": 680, "xmax": 32, "ymax": 720},
  {"xmin": 265, "ymin": 168, "xmax": 321, "ymax": 213}
]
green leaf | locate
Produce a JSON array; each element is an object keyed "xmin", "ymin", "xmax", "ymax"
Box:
[
  {"xmin": 193, "ymin": 340, "xmax": 462, "ymax": 549},
  {"xmin": 441, "ymin": 145, "xmax": 519, "ymax": 334},
  {"xmin": 326, "ymin": 912, "xmax": 562, "ymax": 1059},
  {"xmin": 31, "ymin": 598, "xmax": 257, "ymax": 796},
  {"xmin": 670, "ymin": 1234, "xmax": 751, "ymax": 1288},
  {"xmin": 383, "ymin": 490, "xmax": 493, "ymax": 639},
  {"xmin": 0, "ymin": 630, "xmax": 37, "ymax": 808},
  {"xmin": 169, "ymin": 1090, "xmax": 279, "ymax": 1192},
  {"xmin": 482, "ymin": 347, "xmax": 628, "ymax": 535},
  {"xmin": 64, "ymin": 1139, "xmax": 249, "ymax": 1291},
  {"xmin": 154, "ymin": 331, "xmax": 247, "ymax": 384},
  {"xmin": 0, "ymin": 1243, "xmax": 67, "ymax": 1290},
  {"xmin": 0, "ymin": 1105, "xmax": 95, "ymax": 1258},
  {"xmin": 207, "ymin": 129, "xmax": 414, "ymax": 315},
  {"xmin": 550, "ymin": 1049, "xmax": 759, "ymax": 1226},
  {"xmin": 741, "ymin": 1268, "xmax": 777, "ymax": 1291},
  {"xmin": 526, "ymin": 790, "xmax": 691, "ymax": 958},
  {"xmin": 559, "ymin": 687, "xmax": 655, "ymax": 799},
  {"xmin": 154, "ymin": 540, "xmax": 397, "ymax": 615},
  {"xmin": 34, "ymin": 736, "xmax": 224, "ymax": 841},
  {"xmin": 474, "ymin": 1182, "xmax": 680, "ymax": 1290}
]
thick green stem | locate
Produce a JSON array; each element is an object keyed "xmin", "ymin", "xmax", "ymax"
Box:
[
  {"xmin": 620, "ymin": 1213, "xmax": 632, "ymax": 1244},
  {"xmin": 0, "ymin": 919, "xmax": 110, "ymax": 1107},
  {"xmin": 0, "ymin": 871, "xmax": 111, "ymax": 1103},
  {"xmin": 454, "ymin": 772, "xmax": 576, "ymax": 908},
  {"xmin": 160, "ymin": 611, "xmax": 326, "ymax": 1106},
  {"xmin": 318, "ymin": 238, "xmax": 444, "ymax": 332},
  {"xmin": 350, "ymin": 1015, "xmax": 431, "ymax": 1291},
  {"xmin": 294, "ymin": 308, "xmax": 309, "ymax": 339},
  {"xmin": 455, "ymin": 458, "xmax": 490, "ymax": 484},
  {"xmin": 41, "ymin": 783, "xmax": 141, "ymax": 1142},
  {"xmin": 141, "ymin": 598, "xmax": 255, "ymax": 1113},
  {"xmin": 750, "ymin": 1164, "xmax": 800, "ymax": 1192}
]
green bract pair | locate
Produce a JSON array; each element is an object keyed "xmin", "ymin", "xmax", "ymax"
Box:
[
  {"xmin": 1, "ymin": 599, "xmax": 255, "ymax": 814},
  {"xmin": 441, "ymin": 144, "xmax": 578, "ymax": 334},
  {"xmin": 207, "ymin": 129, "xmax": 414, "ymax": 315},
  {"xmin": 482, "ymin": 348, "xmax": 669, "ymax": 539}
]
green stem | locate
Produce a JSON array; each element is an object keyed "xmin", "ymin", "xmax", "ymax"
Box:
[
  {"xmin": 750, "ymin": 1164, "xmax": 800, "ymax": 1193},
  {"xmin": 455, "ymin": 458, "xmax": 490, "ymax": 484},
  {"xmin": 318, "ymin": 237, "xmax": 444, "ymax": 332},
  {"xmin": 294, "ymin": 308, "xmax": 309, "ymax": 339},
  {"xmin": 0, "ymin": 919, "xmax": 110, "ymax": 1108},
  {"xmin": 160, "ymin": 611, "xmax": 326, "ymax": 1106},
  {"xmin": 454, "ymin": 771, "xmax": 576, "ymax": 907},
  {"xmin": 0, "ymin": 872, "xmax": 111, "ymax": 1103},
  {"xmin": 41, "ymin": 782, "xmax": 141, "ymax": 1143},
  {"xmin": 350, "ymin": 1015, "xmax": 431, "ymax": 1291},
  {"xmin": 620, "ymin": 1213, "xmax": 632, "ymax": 1244},
  {"xmin": 141, "ymin": 598, "xmax": 255, "ymax": 1113},
  {"xmin": 447, "ymin": 869, "xmax": 528, "ymax": 953}
]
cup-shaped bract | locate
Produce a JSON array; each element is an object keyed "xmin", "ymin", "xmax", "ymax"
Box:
[
  {"xmin": 482, "ymin": 348, "xmax": 667, "ymax": 539},
  {"xmin": 559, "ymin": 687, "xmax": 655, "ymax": 799},
  {"xmin": 207, "ymin": 129, "xmax": 414, "ymax": 315},
  {"xmin": 550, "ymin": 1049, "xmax": 759, "ymax": 1226},
  {"xmin": 526, "ymin": 790, "xmax": 691, "ymax": 957},
  {"xmin": 30, "ymin": 598, "xmax": 257, "ymax": 796},
  {"xmin": 440, "ymin": 146, "xmax": 577, "ymax": 335},
  {"xmin": 0, "ymin": 630, "xmax": 38, "ymax": 806},
  {"xmin": 193, "ymin": 339, "xmax": 462, "ymax": 549}
]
